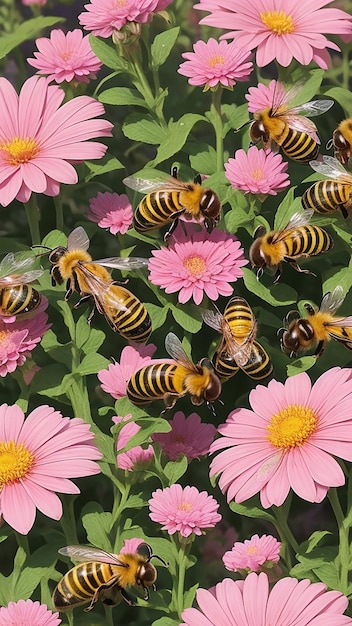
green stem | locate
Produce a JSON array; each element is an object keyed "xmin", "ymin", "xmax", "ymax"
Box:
[
  {"xmin": 15, "ymin": 532, "xmax": 30, "ymax": 557},
  {"xmin": 54, "ymin": 196, "xmax": 64, "ymax": 232},
  {"xmin": 328, "ymin": 488, "xmax": 349, "ymax": 594},
  {"xmin": 24, "ymin": 194, "xmax": 41, "ymax": 245},
  {"xmin": 272, "ymin": 504, "xmax": 299, "ymax": 570},
  {"xmin": 60, "ymin": 495, "xmax": 79, "ymax": 546},
  {"xmin": 176, "ymin": 543, "xmax": 187, "ymax": 618},
  {"xmin": 111, "ymin": 482, "xmax": 131, "ymax": 524},
  {"xmin": 210, "ymin": 87, "xmax": 224, "ymax": 172},
  {"xmin": 103, "ymin": 606, "xmax": 114, "ymax": 626}
]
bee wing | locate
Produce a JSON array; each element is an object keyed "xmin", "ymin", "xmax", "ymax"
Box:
[
  {"xmin": 67, "ymin": 226, "xmax": 90, "ymax": 252},
  {"xmin": 165, "ymin": 332, "xmax": 197, "ymax": 370},
  {"xmin": 123, "ymin": 176, "xmax": 191, "ymax": 194},
  {"xmin": 309, "ymin": 155, "xmax": 352, "ymax": 182},
  {"xmin": 93, "ymin": 257, "xmax": 149, "ymax": 270},
  {"xmin": 284, "ymin": 100, "xmax": 333, "ymax": 119},
  {"xmin": 274, "ymin": 210, "xmax": 314, "ymax": 242},
  {"xmin": 201, "ymin": 309, "xmax": 223, "ymax": 332},
  {"xmin": 326, "ymin": 316, "xmax": 352, "ymax": 329},
  {"xmin": 320, "ymin": 286, "xmax": 346, "ymax": 314},
  {"xmin": 78, "ymin": 265, "xmax": 129, "ymax": 312},
  {"xmin": 0, "ymin": 269, "xmax": 44, "ymax": 287},
  {"xmin": 58, "ymin": 546, "xmax": 125, "ymax": 566}
]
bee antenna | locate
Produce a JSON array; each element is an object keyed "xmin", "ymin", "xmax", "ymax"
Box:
[
  {"xmin": 149, "ymin": 554, "xmax": 169, "ymax": 567},
  {"xmin": 256, "ymin": 268, "xmax": 263, "ymax": 280},
  {"xmin": 31, "ymin": 245, "xmax": 51, "ymax": 257},
  {"xmin": 277, "ymin": 327, "xmax": 286, "ymax": 338},
  {"xmin": 326, "ymin": 138, "xmax": 333, "ymax": 150},
  {"xmin": 234, "ymin": 119, "xmax": 251, "ymax": 133}
]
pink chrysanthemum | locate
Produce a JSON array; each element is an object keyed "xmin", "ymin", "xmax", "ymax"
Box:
[
  {"xmin": 22, "ymin": 0, "xmax": 46, "ymax": 4},
  {"xmin": 113, "ymin": 414, "xmax": 154, "ymax": 471},
  {"xmin": 178, "ymin": 38, "xmax": 253, "ymax": 90},
  {"xmin": 0, "ymin": 298, "xmax": 50, "ymax": 377},
  {"xmin": 27, "ymin": 29, "xmax": 102, "ymax": 85},
  {"xmin": 0, "ymin": 403, "xmax": 102, "ymax": 535},
  {"xmin": 223, "ymin": 533, "xmax": 281, "ymax": 573},
  {"xmin": 210, "ymin": 367, "xmax": 352, "ymax": 509},
  {"xmin": 225, "ymin": 146, "xmax": 290, "ymax": 196},
  {"xmin": 194, "ymin": 0, "xmax": 352, "ymax": 70},
  {"xmin": 245, "ymin": 79, "xmax": 286, "ymax": 113},
  {"xmin": 120, "ymin": 537, "xmax": 144, "ymax": 554},
  {"xmin": 181, "ymin": 573, "xmax": 352, "ymax": 626},
  {"xmin": 148, "ymin": 224, "xmax": 247, "ymax": 305},
  {"xmin": 152, "ymin": 411, "xmax": 216, "ymax": 461},
  {"xmin": 0, "ymin": 600, "xmax": 61, "ymax": 626},
  {"xmin": 87, "ymin": 191, "xmax": 133, "ymax": 235},
  {"xmin": 148, "ymin": 484, "xmax": 221, "ymax": 537},
  {"xmin": 0, "ymin": 75, "xmax": 113, "ymax": 207},
  {"xmin": 98, "ymin": 343, "xmax": 157, "ymax": 400},
  {"xmin": 78, "ymin": 0, "xmax": 160, "ymax": 38}
]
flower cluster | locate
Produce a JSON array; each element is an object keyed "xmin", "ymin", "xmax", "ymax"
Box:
[{"xmin": 87, "ymin": 192, "xmax": 133, "ymax": 234}]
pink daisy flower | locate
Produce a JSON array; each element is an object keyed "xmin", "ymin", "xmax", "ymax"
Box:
[
  {"xmin": 223, "ymin": 533, "xmax": 281, "ymax": 573},
  {"xmin": 120, "ymin": 537, "xmax": 144, "ymax": 553},
  {"xmin": 194, "ymin": 0, "xmax": 352, "ymax": 70},
  {"xmin": 148, "ymin": 223, "xmax": 248, "ymax": 306},
  {"xmin": 210, "ymin": 367, "xmax": 352, "ymax": 509},
  {"xmin": 78, "ymin": 0, "xmax": 159, "ymax": 38},
  {"xmin": 148, "ymin": 484, "xmax": 221, "ymax": 537},
  {"xmin": 181, "ymin": 573, "xmax": 352, "ymax": 626},
  {"xmin": 98, "ymin": 343, "xmax": 157, "ymax": 400},
  {"xmin": 0, "ymin": 75, "xmax": 113, "ymax": 207},
  {"xmin": 27, "ymin": 29, "xmax": 102, "ymax": 85},
  {"xmin": 87, "ymin": 191, "xmax": 133, "ymax": 235},
  {"xmin": 245, "ymin": 79, "xmax": 286, "ymax": 113},
  {"xmin": 0, "ymin": 297, "xmax": 50, "ymax": 377},
  {"xmin": 225, "ymin": 146, "xmax": 290, "ymax": 196},
  {"xmin": 0, "ymin": 403, "xmax": 102, "ymax": 535},
  {"xmin": 152, "ymin": 411, "xmax": 216, "ymax": 461},
  {"xmin": 113, "ymin": 414, "xmax": 154, "ymax": 471},
  {"xmin": 0, "ymin": 600, "xmax": 61, "ymax": 626},
  {"xmin": 178, "ymin": 38, "xmax": 253, "ymax": 90}
]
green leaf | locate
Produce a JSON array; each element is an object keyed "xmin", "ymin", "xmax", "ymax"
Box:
[
  {"xmin": 81, "ymin": 327, "xmax": 106, "ymax": 354},
  {"xmin": 0, "ymin": 17, "xmax": 65, "ymax": 58},
  {"xmin": 273, "ymin": 188, "xmax": 300, "ymax": 229},
  {"xmin": 163, "ymin": 456, "xmax": 188, "ymax": 484},
  {"xmin": 85, "ymin": 154, "xmax": 124, "ymax": 181},
  {"xmin": 75, "ymin": 353, "xmax": 110, "ymax": 376},
  {"xmin": 229, "ymin": 499, "xmax": 276, "ymax": 523},
  {"xmin": 324, "ymin": 86, "xmax": 352, "ymax": 116},
  {"xmin": 222, "ymin": 102, "xmax": 250, "ymax": 135},
  {"xmin": 82, "ymin": 509, "xmax": 114, "ymax": 551},
  {"xmin": 170, "ymin": 303, "xmax": 203, "ymax": 333},
  {"xmin": 123, "ymin": 113, "xmax": 168, "ymax": 144},
  {"xmin": 146, "ymin": 302, "xmax": 169, "ymax": 331},
  {"xmin": 151, "ymin": 27, "xmax": 180, "ymax": 69},
  {"xmin": 30, "ymin": 364, "xmax": 73, "ymax": 398},
  {"xmin": 89, "ymin": 35, "xmax": 130, "ymax": 72},
  {"xmin": 152, "ymin": 114, "xmax": 206, "ymax": 166},
  {"xmin": 40, "ymin": 330, "xmax": 72, "ymax": 368},
  {"xmin": 286, "ymin": 356, "xmax": 317, "ymax": 376},
  {"xmin": 242, "ymin": 268, "xmax": 297, "ymax": 306},
  {"xmin": 290, "ymin": 68, "xmax": 325, "ymax": 103},
  {"xmin": 41, "ymin": 229, "xmax": 66, "ymax": 249},
  {"xmin": 99, "ymin": 86, "xmax": 150, "ymax": 108},
  {"xmin": 323, "ymin": 256, "xmax": 352, "ymax": 297},
  {"xmin": 152, "ymin": 618, "xmax": 180, "ymax": 626}
]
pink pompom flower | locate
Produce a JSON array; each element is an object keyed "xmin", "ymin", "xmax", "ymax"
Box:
[
  {"xmin": 181, "ymin": 573, "xmax": 352, "ymax": 626},
  {"xmin": 0, "ymin": 75, "xmax": 113, "ymax": 207},
  {"xmin": 178, "ymin": 38, "xmax": 253, "ymax": 90},
  {"xmin": 79, "ymin": 0, "xmax": 160, "ymax": 38},
  {"xmin": 225, "ymin": 146, "xmax": 290, "ymax": 196},
  {"xmin": 113, "ymin": 414, "xmax": 154, "ymax": 471},
  {"xmin": 223, "ymin": 533, "xmax": 281, "ymax": 573},
  {"xmin": 148, "ymin": 223, "xmax": 247, "ymax": 306},
  {"xmin": 0, "ymin": 600, "xmax": 61, "ymax": 626},
  {"xmin": 98, "ymin": 343, "xmax": 157, "ymax": 400},
  {"xmin": 149, "ymin": 484, "xmax": 221, "ymax": 537},
  {"xmin": 27, "ymin": 29, "xmax": 102, "ymax": 85},
  {"xmin": 0, "ymin": 403, "xmax": 102, "ymax": 535},
  {"xmin": 245, "ymin": 79, "xmax": 286, "ymax": 114},
  {"xmin": 210, "ymin": 367, "xmax": 352, "ymax": 509},
  {"xmin": 194, "ymin": 0, "xmax": 352, "ymax": 70},
  {"xmin": 152, "ymin": 411, "xmax": 216, "ymax": 461},
  {"xmin": 87, "ymin": 192, "xmax": 133, "ymax": 235},
  {"xmin": 120, "ymin": 537, "xmax": 144, "ymax": 554}
]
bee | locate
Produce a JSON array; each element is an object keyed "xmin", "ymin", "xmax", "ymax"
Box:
[
  {"xmin": 123, "ymin": 167, "xmax": 221, "ymax": 240},
  {"xmin": 52, "ymin": 542, "xmax": 167, "ymax": 613},
  {"xmin": 327, "ymin": 118, "xmax": 352, "ymax": 165},
  {"xmin": 246, "ymin": 82, "xmax": 333, "ymax": 163},
  {"xmin": 47, "ymin": 226, "xmax": 151, "ymax": 342},
  {"xmin": 0, "ymin": 252, "xmax": 43, "ymax": 317},
  {"xmin": 249, "ymin": 209, "xmax": 334, "ymax": 282},
  {"xmin": 280, "ymin": 286, "xmax": 352, "ymax": 358},
  {"xmin": 302, "ymin": 155, "xmax": 352, "ymax": 219},
  {"xmin": 126, "ymin": 332, "xmax": 222, "ymax": 413},
  {"xmin": 202, "ymin": 296, "xmax": 273, "ymax": 381}
]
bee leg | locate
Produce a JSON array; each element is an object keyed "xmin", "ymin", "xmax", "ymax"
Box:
[
  {"xmin": 194, "ymin": 173, "xmax": 202, "ymax": 184},
  {"xmin": 160, "ymin": 394, "xmax": 178, "ymax": 415},
  {"xmin": 314, "ymin": 341, "xmax": 325, "ymax": 358},
  {"xmin": 74, "ymin": 294, "xmax": 92, "ymax": 309},
  {"xmin": 340, "ymin": 204, "xmax": 349, "ymax": 219},
  {"xmin": 120, "ymin": 589, "xmax": 135, "ymax": 606},
  {"xmin": 273, "ymin": 267, "xmax": 282, "ymax": 283},
  {"xmin": 287, "ymin": 261, "xmax": 316, "ymax": 278}
]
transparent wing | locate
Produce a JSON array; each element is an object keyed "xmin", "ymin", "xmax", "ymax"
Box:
[
  {"xmin": 58, "ymin": 545, "xmax": 125, "ymax": 566},
  {"xmin": 274, "ymin": 210, "xmax": 314, "ymax": 241},
  {"xmin": 67, "ymin": 226, "xmax": 90, "ymax": 252},
  {"xmin": 0, "ymin": 252, "xmax": 43, "ymax": 286},
  {"xmin": 327, "ymin": 316, "xmax": 352, "ymax": 329},
  {"xmin": 320, "ymin": 286, "xmax": 346, "ymax": 314},
  {"xmin": 283, "ymin": 100, "xmax": 333, "ymax": 119},
  {"xmin": 123, "ymin": 175, "xmax": 190, "ymax": 194},
  {"xmin": 309, "ymin": 155, "xmax": 352, "ymax": 183},
  {"xmin": 201, "ymin": 309, "xmax": 223, "ymax": 332},
  {"xmin": 93, "ymin": 257, "xmax": 149, "ymax": 270},
  {"xmin": 165, "ymin": 332, "xmax": 196, "ymax": 370},
  {"xmin": 78, "ymin": 266, "xmax": 129, "ymax": 312}
]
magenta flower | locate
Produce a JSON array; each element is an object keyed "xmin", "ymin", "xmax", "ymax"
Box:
[
  {"xmin": 0, "ymin": 403, "xmax": 102, "ymax": 535},
  {"xmin": 148, "ymin": 484, "xmax": 221, "ymax": 537},
  {"xmin": 210, "ymin": 367, "xmax": 352, "ymax": 509},
  {"xmin": 245, "ymin": 79, "xmax": 286, "ymax": 113},
  {"xmin": 194, "ymin": 0, "xmax": 352, "ymax": 70},
  {"xmin": 22, "ymin": 0, "xmax": 46, "ymax": 4},
  {"xmin": 0, "ymin": 600, "xmax": 61, "ymax": 626},
  {"xmin": 0, "ymin": 298, "xmax": 50, "ymax": 377},
  {"xmin": 152, "ymin": 411, "xmax": 216, "ymax": 461},
  {"xmin": 181, "ymin": 573, "xmax": 352, "ymax": 626},
  {"xmin": 178, "ymin": 38, "xmax": 253, "ymax": 90},
  {"xmin": 225, "ymin": 146, "xmax": 290, "ymax": 196},
  {"xmin": 27, "ymin": 29, "xmax": 102, "ymax": 85},
  {"xmin": 148, "ymin": 223, "xmax": 247, "ymax": 305},
  {"xmin": 0, "ymin": 75, "xmax": 113, "ymax": 207},
  {"xmin": 87, "ymin": 191, "xmax": 133, "ymax": 235},
  {"xmin": 79, "ymin": 0, "xmax": 160, "ymax": 38},
  {"xmin": 223, "ymin": 533, "xmax": 281, "ymax": 573},
  {"xmin": 113, "ymin": 414, "xmax": 154, "ymax": 471},
  {"xmin": 98, "ymin": 343, "xmax": 157, "ymax": 400}
]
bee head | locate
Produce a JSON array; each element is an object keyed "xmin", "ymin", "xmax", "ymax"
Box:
[
  {"xmin": 48, "ymin": 246, "xmax": 67, "ymax": 265},
  {"xmin": 250, "ymin": 119, "xmax": 269, "ymax": 144}
]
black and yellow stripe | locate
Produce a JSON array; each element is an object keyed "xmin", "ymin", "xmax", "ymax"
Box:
[
  {"xmin": 126, "ymin": 363, "xmax": 185, "ymax": 405},
  {"xmin": 53, "ymin": 563, "xmax": 116, "ymax": 610},
  {"xmin": 0, "ymin": 285, "xmax": 41, "ymax": 316},
  {"xmin": 133, "ymin": 191, "xmax": 184, "ymax": 232},
  {"xmin": 214, "ymin": 341, "xmax": 272, "ymax": 381},
  {"xmin": 105, "ymin": 286, "xmax": 151, "ymax": 343},
  {"xmin": 284, "ymin": 225, "xmax": 333, "ymax": 258},
  {"xmin": 302, "ymin": 180, "xmax": 351, "ymax": 215},
  {"xmin": 279, "ymin": 126, "xmax": 319, "ymax": 163},
  {"xmin": 225, "ymin": 298, "xmax": 253, "ymax": 341}
]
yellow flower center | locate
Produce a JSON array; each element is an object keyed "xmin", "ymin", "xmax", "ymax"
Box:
[
  {"xmin": 183, "ymin": 255, "xmax": 206, "ymax": 276},
  {"xmin": 60, "ymin": 49, "xmax": 74, "ymax": 62},
  {"xmin": 267, "ymin": 405, "xmax": 318, "ymax": 449},
  {"xmin": 116, "ymin": 0, "xmax": 128, "ymax": 5},
  {"xmin": 246, "ymin": 545, "xmax": 258, "ymax": 555},
  {"xmin": 178, "ymin": 502, "xmax": 192, "ymax": 511},
  {"xmin": 0, "ymin": 137, "xmax": 40, "ymax": 166},
  {"xmin": 260, "ymin": 10, "xmax": 295, "ymax": 35},
  {"xmin": 0, "ymin": 441, "xmax": 34, "ymax": 486},
  {"xmin": 251, "ymin": 167, "xmax": 264, "ymax": 181},
  {"xmin": 208, "ymin": 54, "xmax": 224, "ymax": 68}
]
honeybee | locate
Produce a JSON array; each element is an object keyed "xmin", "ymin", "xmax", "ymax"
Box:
[
  {"xmin": 202, "ymin": 296, "xmax": 273, "ymax": 381},
  {"xmin": 123, "ymin": 167, "xmax": 221, "ymax": 240},
  {"xmin": 327, "ymin": 118, "xmax": 352, "ymax": 165},
  {"xmin": 249, "ymin": 209, "xmax": 334, "ymax": 282},
  {"xmin": 280, "ymin": 286, "xmax": 352, "ymax": 358},
  {"xmin": 47, "ymin": 226, "xmax": 151, "ymax": 342},
  {"xmin": 302, "ymin": 155, "xmax": 352, "ymax": 219},
  {"xmin": 246, "ymin": 83, "xmax": 333, "ymax": 163},
  {"xmin": 126, "ymin": 332, "xmax": 222, "ymax": 413},
  {"xmin": 52, "ymin": 542, "xmax": 167, "ymax": 612},
  {"xmin": 0, "ymin": 252, "xmax": 43, "ymax": 317}
]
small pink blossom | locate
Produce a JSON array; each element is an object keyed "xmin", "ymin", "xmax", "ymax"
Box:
[
  {"xmin": 148, "ymin": 484, "xmax": 221, "ymax": 537},
  {"xmin": 0, "ymin": 600, "xmax": 61, "ymax": 626},
  {"xmin": 120, "ymin": 537, "xmax": 144, "ymax": 554},
  {"xmin": 98, "ymin": 343, "xmax": 157, "ymax": 400},
  {"xmin": 79, "ymin": 0, "xmax": 160, "ymax": 38},
  {"xmin": 178, "ymin": 38, "xmax": 253, "ymax": 90},
  {"xmin": 87, "ymin": 192, "xmax": 133, "ymax": 235},
  {"xmin": 223, "ymin": 534, "xmax": 281, "ymax": 573},
  {"xmin": 114, "ymin": 414, "xmax": 154, "ymax": 470},
  {"xmin": 148, "ymin": 223, "xmax": 247, "ymax": 305},
  {"xmin": 152, "ymin": 411, "xmax": 216, "ymax": 461},
  {"xmin": 245, "ymin": 79, "xmax": 286, "ymax": 113},
  {"xmin": 225, "ymin": 146, "xmax": 290, "ymax": 196},
  {"xmin": 27, "ymin": 29, "xmax": 102, "ymax": 85},
  {"xmin": 22, "ymin": 0, "xmax": 46, "ymax": 4}
]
